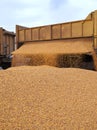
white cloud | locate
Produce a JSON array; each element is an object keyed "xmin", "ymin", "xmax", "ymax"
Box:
[{"xmin": 48, "ymin": 0, "xmax": 97, "ymax": 23}]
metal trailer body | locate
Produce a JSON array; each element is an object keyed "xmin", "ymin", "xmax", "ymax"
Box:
[
  {"xmin": 0, "ymin": 28, "xmax": 15, "ymax": 68},
  {"xmin": 13, "ymin": 10, "xmax": 97, "ymax": 70},
  {"xmin": 16, "ymin": 10, "xmax": 97, "ymax": 50}
]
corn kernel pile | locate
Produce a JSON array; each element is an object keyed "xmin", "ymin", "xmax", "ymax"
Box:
[
  {"xmin": 12, "ymin": 39, "xmax": 93, "ymax": 67},
  {"xmin": 0, "ymin": 66, "xmax": 97, "ymax": 129}
]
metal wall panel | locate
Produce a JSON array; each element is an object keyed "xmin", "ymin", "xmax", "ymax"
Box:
[
  {"xmin": 72, "ymin": 22, "xmax": 83, "ymax": 37},
  {"xmin": 83, "ymin": 21, "xmax": 93, "ymax": 36},
  {"xmin": 32, "ymin": 28, "xmax": 39, "ymax": 41},
  {"xmin": 40, "ymin": 26, "xmax": 51, "ymax": 40},
  {"xmin": 25, "ymin": 29, "xmax": 32, "ymax": 41},
  {"xmin": 62, "ymin": 23, "xmax": 71, "ymax": 38},
  {"xmin": 19, "ymin": 30, "xmax": 25, "ymax": 42},
  {"xmin": 52, "ymin": 25, "xmax": 61, "ymax": 39}
]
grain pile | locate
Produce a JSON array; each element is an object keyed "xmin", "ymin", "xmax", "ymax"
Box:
[
  {"xmin": 12, "ymin": 38, "xmax": 93, "ymax": 67},
  {"xmin": 0, "ymin": 65, "xmax": 97, "ymax": 129}
]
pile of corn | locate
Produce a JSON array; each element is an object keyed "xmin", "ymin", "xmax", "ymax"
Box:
[
  {"xmin": 0, "ymin": 65, "xmax": 97, "ymax": 129},
  {"xmin": 12, "ymin": 53, "xmax": 85, "ymax": 68},
  {"xmin": 12, "ymin": 39, "xmax": 93, "ymax": 67}
]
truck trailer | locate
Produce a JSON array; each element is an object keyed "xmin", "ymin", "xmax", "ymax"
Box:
[
  {"xmin": 0, "ymin": 28, "xmax": 15, "ymax": 68},
  {"xmin": 12, "ymin": 10, "xmax": 97, "ymax": 70}
]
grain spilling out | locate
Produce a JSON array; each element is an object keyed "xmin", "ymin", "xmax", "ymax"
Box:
[
  {"xmin": 0, "ymin": 66, "xmax": 97, "ymax": 129},
  {"xmin": 12, "ymin": 38, "xmax": 94, "ymax": 69},
  {"xmin": 1, "ymin": 10, "xmax": 97, "ymax": 130}
]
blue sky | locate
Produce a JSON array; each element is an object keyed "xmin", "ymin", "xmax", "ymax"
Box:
[{"xmin": 0, "ymin": 0, "xmax": 97, "ymax": 31}]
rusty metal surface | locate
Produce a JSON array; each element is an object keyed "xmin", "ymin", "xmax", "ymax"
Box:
[{"xmin": 0, "ymin": 28, "xmax": 15, "ymax": 55}]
